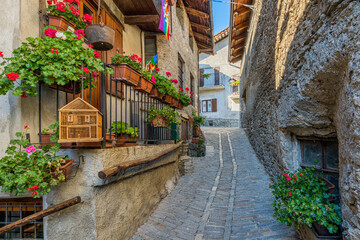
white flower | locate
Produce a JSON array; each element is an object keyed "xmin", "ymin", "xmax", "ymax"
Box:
[{"xmin": 56, "ymin": 32, "xmax": 66, "ymax": 40}]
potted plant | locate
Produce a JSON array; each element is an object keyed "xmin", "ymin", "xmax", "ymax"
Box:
[
  {"xmin": 0, "ymin": 126, "xmax": 73, "ymax": 198},
  {"xmin": 147, "ymin": 106, "xmax": 180, "ymax": 128},
  {"xmin": 0, "ymin": 27, "xmax": 110, "ymax": 97},
  {"xmin": 39, "ymin": 127, "xmax": 54, "ymax": 146},
  {"xmin": 111, "ymin": 54, "xmax": 143, "ymax": 86},
  {"xmin": 269, "ymin": 167, "xmax": 342, "ymax": 236},
  {"xmin": 192, "ymin": 111, "xmax": 205, "ymax": 128},
  {"xmin": 135, "ymin": 70, "xmax": 155, "ymax": 94},
  {"xmin": 202, "ymin": 73, "xmax": 211, "ymax": 79},
  {"xmin": 46, "ymin": 1, "xmax": 91, "ymax": 31},
  {"xmin": 230, "ymin": 79, "xmax": 240, "ymax": 86},
  {"xmin": 177, "ymin": 88, "xmax": 192, "ymax": 107},
  {"xmin": 109, "ymin": 121, "xmax": 139, "ymax": 144},
  {"xmin": 153, "ymin": 73, "xmax": 178, "ymax": 105}
]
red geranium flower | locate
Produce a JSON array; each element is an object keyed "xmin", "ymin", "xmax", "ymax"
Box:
[
  {"xmin": 74, "ymin": 0, "xmax": 80, "ymax": 5},
  {"xmin": 0, "ymin": 52, "xmax": 3, "ymax": 57},
  {"xmin": 94, "ymin": 51, "xmax": 100, "ymax": 58},
  {"xmin": 32, "ymin": 191, "xmax": 38, "ymax": 196},
  {"xmin": 92, "ymin": 71, "xmax": 97, "ymax": 78},
  {"xmin": 51, "ymin": 48, "xmax": 59, "ymax": 54},
  {"xmin": 190, "ymin": 92, "xmax": 193, "ymax": 95},
  {"xmin": 185, "ymin": 88, "xmax": 189, "ymax": 91},
  {"xmin": 190, "ymin": 95, "xmax": 193, "ymax": 98},
  {"xmin": 47, "ymin": 0, "xmax": 52, "ymax": 4},
  {"xmin": 166, "ymin": 72, "xmax": 171, "ymax": 77},
  {"xmin": 64, "ymin": 0, "xmax": 74, "ymax": 4},
  {"xmin": 44, "ymin": 28, "xmax": 57, "ymax": 37},
  {"xmin": 156, "ymin": 68, "xmax": 160, "ymax": 72},
  {"xmin": 288, "ymin": 192, "xmax": 291, "ymax": 196},
  {"xmin": 83, "ymin": 67, "xmax": 90, "ymax": 73},
  {"xmin": 89, "ymin": 44, "xmax": 94, "ymax": 48},
  {"xmin": 138, "ymin": 57, "xmax": 142, "ymax": 62},
  {"xmin": 74, "ymin": 29, "xmax": 85, "ymax": 38},
  {"xmin": 82, "ymin": 14, "xmax": 93, "ymax": 23},
  {"xmin": 21, "ymin": 92, "xmax": 27, "ymax": 98},
  {"xmin": 24, "ymin": 125, "xmax": 29, "ymax": 129},
  {"xmin": 56, "ymin": 2, "xmax": 66, "ymax": 12},
  {"xmin": 7, "ymin": 72, "xmax": 19, "ymax": 81}
]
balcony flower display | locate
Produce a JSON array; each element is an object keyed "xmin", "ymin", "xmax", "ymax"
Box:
[
  {"xmin": 202, "ymin": 73, "xmax": 211, "ymax": 79},
  {"xmin": 111, "ymin": 54, "xmax": 143, "ymax": 86},
  {"xmin": 147, "ymin": 106, "xmax": 180, "ymax": 128},
  {"xmin": 47, "ymin": 0, "xmax": 92, "ymax": 30},
  {"xmin": 0, "ymin": 27, "xmax": 109, "ymax": 97},
  {"xmin": 0, "ymin": 126, "xmax": 72, "ymax": 198},
  {"xmin": 109, "ymin": 121, "xmax": 139, "ymax": 139},
  {"xmin": 177, "ymin": 88, "xmax": 192, "ymax": 107},
  {"xmin": 269, "ymin": 167, "xmax": 342, "ymax": 234},
  {"xmin": 230, "ymin": 79, "xmax": 239, "ymax": 86}
]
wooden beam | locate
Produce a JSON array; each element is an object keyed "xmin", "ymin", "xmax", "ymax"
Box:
[
  {"xmin": 231, "ymin": 55, "xmax": 243, "ymax": 63},
  {"xmin": 193, "ymin": 31, "xmax": 211, "ymax": 41},
  {"xmin": 185, "ymin": 7, "xmax": 209, "ymax": 18},
  {"xmin": 124, "ymin": 15, "xmax": 159, "ymax": 25},
  {"xmin": 233, "ymin": 22, "xmax": 249, "ymax": 32},
  {"xmin": 197, "ymin": 41, "xmax": 211, "ymax": 49},
  {"xmin": 177, "ymin": 0, "xmax": 185, "ymax": 8},
  {"xmin": 232, "ymin": 32, "xmax": 247, "ymax": 41},
  {"xmin": 232, "ymin": 46, "xmax": 244, "ymax": 54},
  {"xmin": 0, "ymin": 197, "xmax": 81, "ymax": 235},
  {"xmin": 190, "ymin": 22, "xmax": 211, "ymax": 31},
  {"xmin": 98, "ymin": 144, "xmax": 181, "ymax": 179},
  {"xmin": 199, "ymin": 48, "xmax": 213, "ymax": 53},
  {"xmin": 234, "ymin": 8, "xmax": 252, "ymax": 17},
  {"xmin": 189, "ymin": 25, "xmax": 194, "ymax": 37}
]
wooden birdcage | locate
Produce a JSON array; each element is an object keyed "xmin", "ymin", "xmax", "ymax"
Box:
[{"xmin": 58, "ymin": 98, "xmax": 103, "ymax": 143}]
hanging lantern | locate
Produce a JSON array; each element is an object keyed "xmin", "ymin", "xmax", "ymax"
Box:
[{"xmin": 85, "ymin": 24, "xmax": 115, "ymax": 51}]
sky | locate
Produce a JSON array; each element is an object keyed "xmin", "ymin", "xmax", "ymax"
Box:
[{"xmin": 212, "ymin": 1, "xmax": 230, "ymax": 35}]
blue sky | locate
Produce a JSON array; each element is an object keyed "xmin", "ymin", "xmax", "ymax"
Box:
[{"xmin": 213, "ymin": 1, "xmax": 230, "ymax": 35}]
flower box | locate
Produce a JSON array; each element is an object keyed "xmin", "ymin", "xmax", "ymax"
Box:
[
  {"xmin": 152, "ymin": 116, "xmax": 167, "ymax": 127},
  {"xmin": 48, "ymin": 15, "xmax": 76, "ymax": 32},
  {"xmin": 39, "ymin": 133, "xmax": 73, "ymax": 148},
  {"xmin": 60, "ymin": 159, "xmax": 74, "ymax": 179},
  {"xmin": 164, "ymin": 95, "xmax": 172, "ymax": 105},
  {"xmin": 112, "ymin": 63, "xmax": 141, "ymax": 86},
  {"xmin": 170, "ymin": 97, "xmax": 178, "ymax": 108},
  {"xmin": 149, "ymin": 87, "xmax": 164, "ymax": 100},
  {"xmin": 312, "ymin": 222, "xmax": 342, "ymax": 239},
  {"xmin": 135, "ymin": 77, "xmax": 154, "ymax": 94},
  {"xmin": 76, "ymin": 133, "xmax": 138, "ymax": 148}
]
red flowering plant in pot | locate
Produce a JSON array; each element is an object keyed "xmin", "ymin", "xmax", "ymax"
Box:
[
  {"xmin": 177, "ymin": 87, "xmax": 192, "ymax": 107},
  {"xmin": 111, "ymin": 54, "xmax": 143, "ymax": 86},
  {"xmin": 0, "ymin": 126, "xmax": 72, "ymax": 198},
  {"xmin": 0, "ymin": 27, "xmax": 110, "ymax": 97},
  {"xmin": 46, "ymin": 0, "xmax": 92, "ymax": 31},
  {"xmin": 269, "ymin": 167, "xmax": 342, "ymax": 234}
]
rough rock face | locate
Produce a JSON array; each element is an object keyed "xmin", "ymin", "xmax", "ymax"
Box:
[{"xmin": 240, "ymin": 0, "xmax": 360, "ymax": 238}]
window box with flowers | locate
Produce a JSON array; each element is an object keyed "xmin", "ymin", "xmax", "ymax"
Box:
[
  {"xmin": 0, "ymin": 27, "xmax": 108, "ymax": 98},
  {"xmin": 269, "ymin": 167, "xmax": 342, "ymax": 236},
  {"xmin": 109, "ymin": 121, "xmax": 139, "ymax": 144},
  {"xmin": 0, "ymin": 126, "xmax": 73, "ymax": 198},
  {"xmin": 135, "ymin": 70, "xmax": 156, "ymax": 94},
  {"xmin": 177, "ymin": 88, "xmax": 192, "ymax": 107},
  {"xmin": 46, "ymin": 0, "xmax": 92, "ymax": 32},
  {"xmin": 111, "ymin": 54, "xmax": 143, "ymax": 86}
]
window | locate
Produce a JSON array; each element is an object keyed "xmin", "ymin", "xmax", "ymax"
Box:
[
  {"xmin": 144, "ymin": 36, "xmax": 157, "ymax": 66},
  {"xmin": 232, "ymin": 85, "xmax": 239, "ymax": 94},
  {"xmin": 0, "ymin": 198, "xmax": 43, "ymax": 239},
  {"xmin": 214, "ymin": 67, "xmax": 220, "ymax": 85},
  {"xmin": 190, "ymin": 73, "xmax": 194, "ymax": 105},
  {"xmin": 202, "ymin": 99, "xmax": 217, "ymax": 113},
  {"xmin": 299, "ymin": 139, "xmax": 340, "ymax": 202},
  {"xmin": 178, "ymin": 55, "xmax": 185, "ymax": 89},
  {"xmin": 200, "ymin": 68, "xmax": 204, "ymax": 87}
]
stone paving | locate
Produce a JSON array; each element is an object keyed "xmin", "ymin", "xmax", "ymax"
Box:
[{"xmin": 132, "ymin": 128, "xmax": 298, "ymax": 240}]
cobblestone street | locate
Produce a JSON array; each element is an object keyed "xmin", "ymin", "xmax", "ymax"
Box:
[{"xmin": 132, "ymin": 128, "xmax": 298, "ymax": 240}]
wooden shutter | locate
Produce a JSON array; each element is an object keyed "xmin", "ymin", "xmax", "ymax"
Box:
[
  {"xmin": 214, "ymin": 67, "xmax": 220, "ymax": 85},
  {"xmin": 200, "ymin": 68, "xmax": 204, "ymax": 87},
  {"xmin": 211, "ymin": 99, "xmax": 217, "ymax": 112}
]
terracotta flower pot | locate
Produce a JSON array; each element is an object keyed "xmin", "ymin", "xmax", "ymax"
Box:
[
  {"xmin": 149, "ymin": 87, "xmax": 164, "ymax": 100},
  {"xmin": 152, "ymin": 116, "xmax": 167, "ymax": 127},
  {"xmin": 192, "ymin": 138, "xmax": 199, "ymax": 143},
  {"xmin": 39, "ymin": 133, "xmax": 73, "ymax": 148},
  {"xmin": 164, "ymin": 95, "xmax": 173, "ymax": 105},
  {"xmin": 112, "ymin": 63, "xmax": 141, "ymax": 86},
  {"xmin": 60, "ymin": 159, "xmax": 74, "ymax": 179},
  {"xmin": 134, "ymin": 77, "xmax": 154, "ymax": 94},
  {"xmin": 48, "ymin": 15, "xmax": 76, "ymax": 32}
]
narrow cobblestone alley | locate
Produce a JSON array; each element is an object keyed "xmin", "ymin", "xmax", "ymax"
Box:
[{"xmin": 132, "ymin": 128, "xmax": 298, "ymax": 240}]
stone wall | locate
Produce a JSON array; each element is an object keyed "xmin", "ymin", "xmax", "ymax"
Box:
[
  {"xmin": 240, "ymin": 0, "xmax": 360, "ymax": 238},
  {"xmin": 44, "ymin": 144, "xmax": 181, "ymax": 240}
]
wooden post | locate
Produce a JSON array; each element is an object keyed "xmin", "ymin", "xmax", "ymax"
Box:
[{"xmin": 0, "ymin": 196, "xmax": 81, "ymax": 235}]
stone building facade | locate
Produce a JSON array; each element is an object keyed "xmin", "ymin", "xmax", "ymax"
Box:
[
  {"xmin": 0, "ymin": 0, "xmax": 213, "ymax": 239},
  {"xmin": 199, "ymin": 28, "xmax": 241, "ymax": 128},
  {"xmin": 234, "ymin": 0, "xmax": 360, "ymax": 239}
]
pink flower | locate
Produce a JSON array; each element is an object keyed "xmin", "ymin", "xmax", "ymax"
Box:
[
  {"xmin": 94, "ymin": 51, "xmax": 100, "ymax": 58},
  {"xmin": 172, "ymin": 79, "xmax": 178, "ymax": 84},
  {"xmin": 166, "ymin": 72, "xmax": 171, "ymax": 77},
  {"xmin": 26, "ymin": 145, "xmax": 36, "ymax": 154},
  {"xmin": 82, "ymin": 14, "xmax": 93, "ymax": 23},
  {"xmin": 92, "ymin": 71, "xmax": 97, "ymax": 78},
  {"xmin": 83, "ymin": 67, "xmax": 90, "ymax": 73},
  {"xmin": 56, "ymin": 2, "xmax": 66, "ymax": 12},
  {"xmin": 7, "ymin": 72, "xmax": 19, "ymax": 81},
  {"xmin": 183, "ymin": 136, "xmax": 186, "ymax": 139},
  {"xmin": 326, "ymin": 206, "xmax": 329, "ymax": 209},
  {"xmin": 179, "ymin": 88, "xmax": 183, "ymax": 93},
  {"xmin": 74, "ymin": 0, "xmax": 80, "ymax": 5},
  {"xmin": 44, "ymin": 28, "xmax": 57, "ymax": 37},
  {"xmin": 51, "ymin": 48, "xmax": 59, "ymax": 54},
  {"xmin": 74, "ymin": 29, "xmax": 85, "ymax": 38},
  {"xmin": 89, "ymin": 44, "xmax": 94, "ymax": 48},
  {"xmin": 269, "ymin": 184, "xmax": 271, "ymax": 187},
  {"xmin": 289, "ymin": 192, "xmax": 292, "ymax": 196},
  {"xmin": 294, "ymin": 180, "xmax": 296, "ymax": 183},
  {"xmin": 293, "ymin": 176, "xmax": 297, "ymax": 179},
  {"xmin": 156, "ymin": 68, "xmax": 160, "ymax": 72},
  {"xmin": 151, "ymin": 76, "xmax": 156, "ymax": 84}
]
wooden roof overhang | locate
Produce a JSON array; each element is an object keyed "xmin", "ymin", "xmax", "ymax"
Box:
[
  {"xmin": 180, "ymin": 0, "xmax": 215, "ymax": 54},
  {"xmin": 114, "ymin": 0, "xmax": 175, "ymax": 31},
  {"xmin": 229, "ymin": 0, "xmax": 253, "ymax": 63}
]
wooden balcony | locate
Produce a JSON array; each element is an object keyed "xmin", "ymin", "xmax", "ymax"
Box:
[{"xmin": 114, "ymin": 0, "xmax": 163, "ymax": 31}]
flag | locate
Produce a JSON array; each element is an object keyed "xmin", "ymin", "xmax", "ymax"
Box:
[
  {"xmin": 158, "ymin": 0, "xmax": 170, "ymax": 39},
  {"xmin": 148, "ymin": 54, "xmax": 158, "ymax": 72}
]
